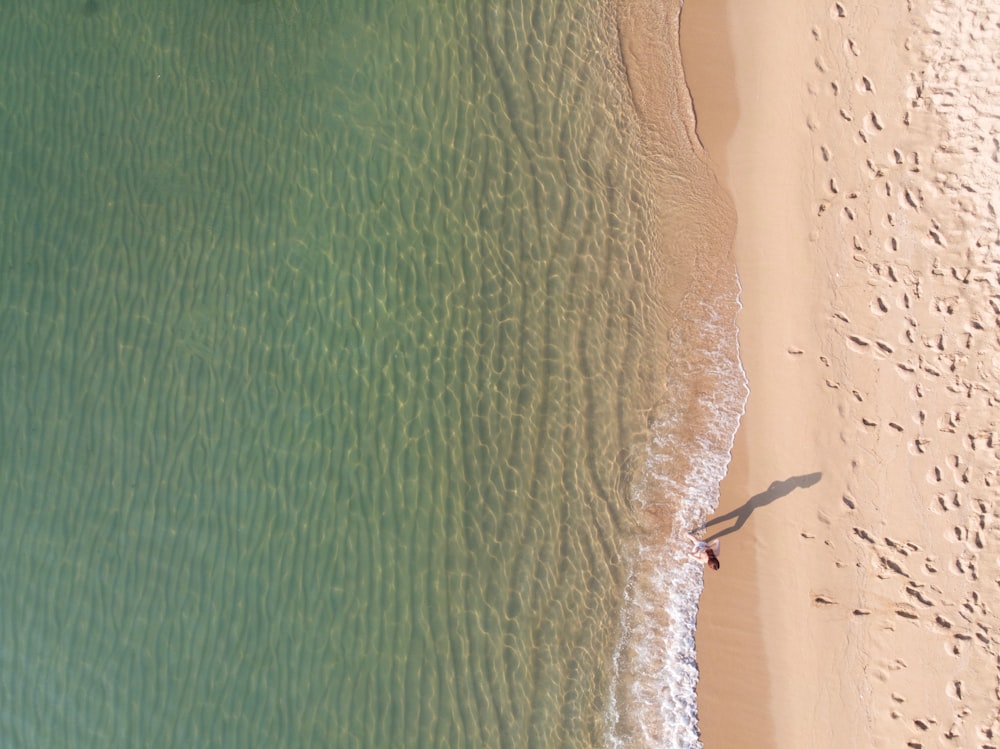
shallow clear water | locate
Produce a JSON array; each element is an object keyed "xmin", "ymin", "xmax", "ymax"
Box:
[{"xmin": 0, "ymin": 2, "xmax": 744, "ymax": 747}]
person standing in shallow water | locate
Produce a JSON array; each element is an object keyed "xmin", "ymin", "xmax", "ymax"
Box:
[{"xmin": 687, "ymin": 532, "xmax": 721, "ymax": 570}]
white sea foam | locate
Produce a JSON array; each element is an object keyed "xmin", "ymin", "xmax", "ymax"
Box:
[{"xmin": 607, "ymin": 288, "xmax": 748, "ymax": 748}]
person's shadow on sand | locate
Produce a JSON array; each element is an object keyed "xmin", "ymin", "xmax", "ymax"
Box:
[{"xmin": 695, "ymin": 472, "xmax": 822, "ymax": 542}]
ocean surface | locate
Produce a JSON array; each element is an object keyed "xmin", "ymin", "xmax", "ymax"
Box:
[{"xmin": 0, "ymin": 1, "xmax": 745, "ymax": 747}]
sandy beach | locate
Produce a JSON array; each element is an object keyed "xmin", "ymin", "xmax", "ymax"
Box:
[{"xmin": 681, "ymin": 0, "xmax": 1000, "ymax": 746}]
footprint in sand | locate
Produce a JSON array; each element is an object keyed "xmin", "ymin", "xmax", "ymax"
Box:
[
  {"xmin": 880, "ymin": 554, "xmax": 908, "ymax": 577},
  {"xmin": 933, "ymin": 492, "xmax": 961, "ymax": 513},
  {"xmin": 846, "ymin": 333, "xmax": 871, "ymax": 352},
  {"xmin": 952, "ymin": 553, "xmax": 978, "ymax": 581},
  {"xmin": 853, "ymin": 527, "xmax": 876, "ymax": 543},
  {"xmin": 905, "ymin": 584, "xmax": 934, "ymax": 607},
  {"xmin": 885, "ymin": 537, "xmax": 915, "ymax": 555}
]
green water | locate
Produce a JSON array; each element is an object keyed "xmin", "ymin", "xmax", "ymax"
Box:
[{"xmin": 0, "ymin": 1, "xmax": 669, "ymax": 746}]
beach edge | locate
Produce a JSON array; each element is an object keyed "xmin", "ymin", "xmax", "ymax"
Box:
[{"xmin": 682, "ymin": 0, "xmax": 1000, "ymax": 746}]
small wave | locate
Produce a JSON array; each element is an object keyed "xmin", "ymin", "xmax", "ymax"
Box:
[
  {"xmin": 607, "ymin": 283, "xmax": 748, "ymax": 748},
  {"xmin": 600, "ymin": 0, "xmax": 748, "ymax": 742}
]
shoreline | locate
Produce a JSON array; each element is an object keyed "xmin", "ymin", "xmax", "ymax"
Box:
[
  {"xmin": 679, "ymin": 1, "xmax": 819, "ymax": 746},
  {"xmin": 680, "ymin": 0, "xmax": 1000, "ymax": 746}
]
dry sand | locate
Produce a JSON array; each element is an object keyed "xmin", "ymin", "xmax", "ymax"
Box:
[{"xmin": 681, "ymin": 0, "xmax": 1000, "ymax": 746}]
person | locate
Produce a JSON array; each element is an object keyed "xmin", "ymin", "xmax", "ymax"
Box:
[{"xmin": 687, "ymin": 532, "xmax": 721, "ymax": 570}]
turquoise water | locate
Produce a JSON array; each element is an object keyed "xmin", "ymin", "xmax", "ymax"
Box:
[{"xmin": 0, "ymin": 2, "xmax": 742, "ymax": 747}]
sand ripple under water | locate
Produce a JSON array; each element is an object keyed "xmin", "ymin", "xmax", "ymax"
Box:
[{"xmin": 0, "ymin": 1, "xmax": 741, "ymax": 747}]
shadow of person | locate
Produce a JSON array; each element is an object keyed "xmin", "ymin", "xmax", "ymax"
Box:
[{"xmin": 695, "ymin": 472, "xmax": 822, "ymax": 542}]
